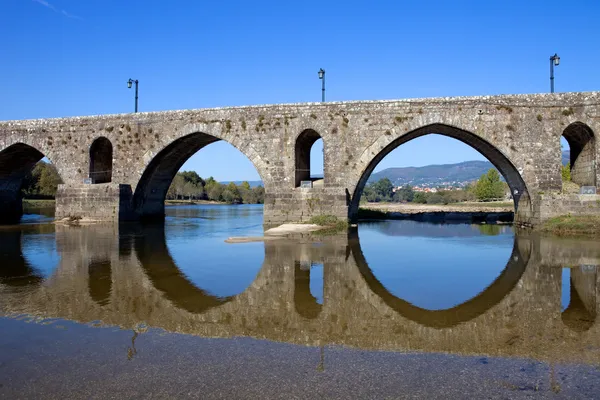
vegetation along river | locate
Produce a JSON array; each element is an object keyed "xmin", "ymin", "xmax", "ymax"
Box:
[{"xmin": 0, "ymin": 204, "xmax": 599, "ymax": 399}]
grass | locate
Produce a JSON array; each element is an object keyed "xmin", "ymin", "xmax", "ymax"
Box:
[
  {"xmin": 357, "ymin": 208, "xmax": 389, "ymax": 219},
  {"xmin": 540, "ymin": 215, "xmax": 600, "ymax": 236},
  {"xmin": 307, "ymin": 215, "xmax": 348, "ymax": 235},
  {"xmin": 23, "ymin": 199, "xmax": 55, "ymax": 208}
]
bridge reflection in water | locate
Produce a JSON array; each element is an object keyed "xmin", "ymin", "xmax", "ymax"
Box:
[{"xmin": 0, "ymin": 224, "xmax": 599, "ymax": 366}]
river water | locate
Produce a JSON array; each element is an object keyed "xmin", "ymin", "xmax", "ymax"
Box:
[{"xmin": 1, "ymin": 204, "xmax": 599, "ymax": 399}]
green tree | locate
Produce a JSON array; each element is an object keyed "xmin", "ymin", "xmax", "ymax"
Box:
[
  {"xmin": 413, "ymin": 192, "xmax": 427, "ymax": 204},
  {"xmin": 426, "ymin": 193, "xmax": 445, "ymax": 204},
  {"xmin": 206, "ymin": 181, "xmax": 224, "ymax": 201},
  {"xmin": 21, "ymin": 161, "xmax": 62, "ymax": 198},
  {"xmin": 393, "ymin": 185, "xmax": 414, "ymax": 203},
  {"xmin": 562, "ymin": 164, "xmax": 571, "ymax": 181},
  {"xmin": 475, "ymin": 169, "xmax": 504, "ymax": 201},
  {"xmin": 222, "ymin": 182, "xmax": 242, "ymax": 204},
  {"xmin": 252, "ymin": 186, "xmax": 265, "ymax": 204}
]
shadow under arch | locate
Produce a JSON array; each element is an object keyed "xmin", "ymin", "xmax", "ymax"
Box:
[
  {"xmin": 347, "ymin": 230, "xmax": 531, "ymax": 328},
  {"xmin": 348, "ymin": 123, "xmax": 529, "ymax": 221},
  {"xmin": 562, "ymin": 122, "xmax": 596, "ymax": 187},
  {"xmin": 0, "ymin": 143, "xmax": 62, "ymax": 223},
  {"xmin": 128, "ymin": 223, "xmax": 236, "ymax": 314},
  {"xmin": 132, "ymin": 131, "xmax": 267, "ymax": 220}
]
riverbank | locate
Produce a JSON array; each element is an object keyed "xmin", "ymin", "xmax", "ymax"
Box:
[
  {"xmin": 359, "ymin": 202, "xmax": 514, "ymax": 224},
  {"xmin": 540, "ymin": 215, "xmax": 600, "ymax": 236}
]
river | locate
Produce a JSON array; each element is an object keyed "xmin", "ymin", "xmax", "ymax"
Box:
[{"xmin": 0, "ymin": 204, "xmax": 599, "ymax": 399}]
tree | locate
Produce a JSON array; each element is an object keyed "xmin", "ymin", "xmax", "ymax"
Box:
[
  {"xmin": 372, "ymin": 178, "xmax": 394, "ymax": 201},
  {"xmin": 252, "ymin": 186, "xmax": 265, "ymax": 204},
  {"xmin": 222, "ymin": 182, "xmax": 242, "ymax": 204},
  {"xmin": 393, "ymin": 185, "xmax": 414, "ymax": 203},
  {"xmin": 475, "ymin": 169, "xmax": 504, "ymax": 201},
  {"xmin": 205, "ymin": 181, "xmax": 223, "ymax": 201},
  {"xmin": 562, "ymin": 164, "xmax": 571, "ymax": 181},
  {"xmin": 426, "ymin": 193, "xmax": 445, "ymax": 204},
  {"xmin": 413, "ymin": 192, "xmax": 427, "ymax": 204},
  {"xmin": 21, "ymin": 161, "xmax": 62, "ymax": 198}
]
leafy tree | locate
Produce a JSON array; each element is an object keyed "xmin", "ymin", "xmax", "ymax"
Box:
[
  {"xmin": 21, "ymin": 161, "xmax": 62, "ymax": 198},
  {"xmin": 222, "ymin": 182, "xmax": 242, "ymax": 204},
  {"xmin": 562, "ymin": 164, "xmax": 571, "ymax": 181},
  {"xmin": 206, "ymin": 181, "xmax": 223, "ymax": 201},
  {"xmin": 252, "ymin": 186, "xmax": 265, "ymax": 204},
  {"xmin": 393, "ymin": 185, "xmax": 414, "ymax": 203},
  {"xmin": 426, "ymin": 193, "xmax": 445, "ymax": 204},
  {"xmin": 372, "ymin": 178, "xmax": 394, "ymax": 201},
  {"xmin": 413, "ymin": 192, "xmax": 427, "ymax": 204},
  {"xmin": 475, "ymin": 169, "xmax": 505, "ymax": 201}
]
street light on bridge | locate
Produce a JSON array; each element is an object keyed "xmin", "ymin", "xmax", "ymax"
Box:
[
  {"xmin": 127, "ymin": 78, "xmax": 139, "ymax": 113},
  {"xmin": 550, "ymin": 54, "xmax": 560, "ymax": 93},
  {"xmin": 318, "ymin": 68, "xmax": 325, "ymax": 102}
]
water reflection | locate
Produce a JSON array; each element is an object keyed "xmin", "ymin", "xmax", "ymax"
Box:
[
  {"xmin": 562, "ymin": 266, "xmax": 597, "ymax": 331},
  {"xmin": 0, "ymin": 216, "xmax": 599, "ymax": 366},
  {"xmin": 350, "ymin": 229, "xmax": 529, "ymax": 328}
]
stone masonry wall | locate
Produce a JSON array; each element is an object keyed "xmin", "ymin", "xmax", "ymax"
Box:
[{"xmin": 0, "ymin": 91, "xmax": 599, "ymax": 225}]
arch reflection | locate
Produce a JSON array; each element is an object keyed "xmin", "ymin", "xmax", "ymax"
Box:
[
  {"xmin": 348, "ymin": 230, "xmax": 531, "ymax": 328},
  {"xmin": 562, "ymin": 266, "xmax": 597, "ymax": 332},
  {"xmin": 0, "ymin": 227, "xmax": 53, "ymax": 287},
  {"xmin": 294, "ymin": 261, "xmax": 323, "ymax": 319},
  {"xmin": 128, "ymin": 223, "xmax": 254, "ymax": 314}
]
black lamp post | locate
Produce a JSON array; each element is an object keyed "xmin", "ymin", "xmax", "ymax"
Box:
[
  {"xmin": 550, "ymin": 54, "xmax": 560, "ymax": 93},
  {"xmin": 318, "ymin": 68, "xmax": 325, "ymax": 102},
  {"xmin": 127, "ymin": 78, "xmax": 139, "ymax": 112}
]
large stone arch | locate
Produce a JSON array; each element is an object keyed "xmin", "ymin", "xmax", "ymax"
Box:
[
  {"xmin": 132, "ymin": 124, "xmax": 271, "ymax": 219},
  {"xmin": 562, "ymin": 122, "xmax": 596, "ymax": 187},
  {"xmin": 0, "ymin": 141, "xmax": 64, "ymax": 223},
  {"xmin": 347, "ymin": 123, "xmax": 530, "ymax": 221},
  {"xmin": 348, "ymin": 231, "xmax": 531, "ymax": 328}
]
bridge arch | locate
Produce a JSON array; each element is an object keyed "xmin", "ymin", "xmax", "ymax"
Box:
[
  {"xmin": 132, "ymin": 125, "xmax": 270, "ymax": 219},
  {"xmin": 348, "ymin": 123, "xmax": 529, "ymax": 221},
  {"xmin": 348, "ymin": 231, "xmax": 531, "ymax": 328},
  {"xmin": 0, "ymin": 142, "xmax": 63, "ymax": 223},
  {"xmin": 562, "ymin": 122, "xmax": 596, "ymax": 187},
  {"xmin": 295, "ymin": 129, "xmax": 324, "ymax": 187},
  {"xmin": 89, "ymin": 137, "xmax": 113, "ymax": 184}
]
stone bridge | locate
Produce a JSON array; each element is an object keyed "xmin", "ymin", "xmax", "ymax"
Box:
[
  {"xmin": 1, "ymin": 225, "xmax": 599, "ymax": 364},
  {"xmin": 1, "ymin": 92, "xmax": 600, "ymax": 225}
]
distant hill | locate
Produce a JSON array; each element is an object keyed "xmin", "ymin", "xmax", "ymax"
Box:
[
  {"xmin": 368, "ymin": 160, "xmax": 494, "ymax": 187},
  {"xmin": 562, "ymin": 150, "xmax": 570, "ymax": 166},
  {"xmin": 219, "ymin": 180, "xmax": 263, "ymax": 188},
  {"xmin": 369, "ymin": 151, "xmax": 570, "ymax": 187}
]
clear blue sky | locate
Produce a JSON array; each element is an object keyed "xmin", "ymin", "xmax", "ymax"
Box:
[{"xmin": 1, "ymin": 0, "xmax": 598, "ymax": 181}]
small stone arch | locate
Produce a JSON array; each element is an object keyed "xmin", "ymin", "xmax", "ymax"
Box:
[
  {"xmin": 562, "ymin": 122, "xmax": 596, "ymax": 187},
  {"xmin": 295, "ymin": 129, "xmax": 323, "ymax": 187},
  {"xmin": 348, "ymin": 123, "xmax": 529, "ymax": 221},
  {"xmin": 89, "ymin": 137, "xmax": 113, "ymax": 184}
]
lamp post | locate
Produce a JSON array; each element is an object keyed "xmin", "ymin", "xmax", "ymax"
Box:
[
  {"xmin": 318, "ymin": 68, "xmax": 325, "ymax": 102},
  {"xmin": 549, "ymin": 54, "xmax": 560, "ymax": 93},
  {"xmin": 127, "ymin": 79, "xmax": 139, "ymax": 113}
]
